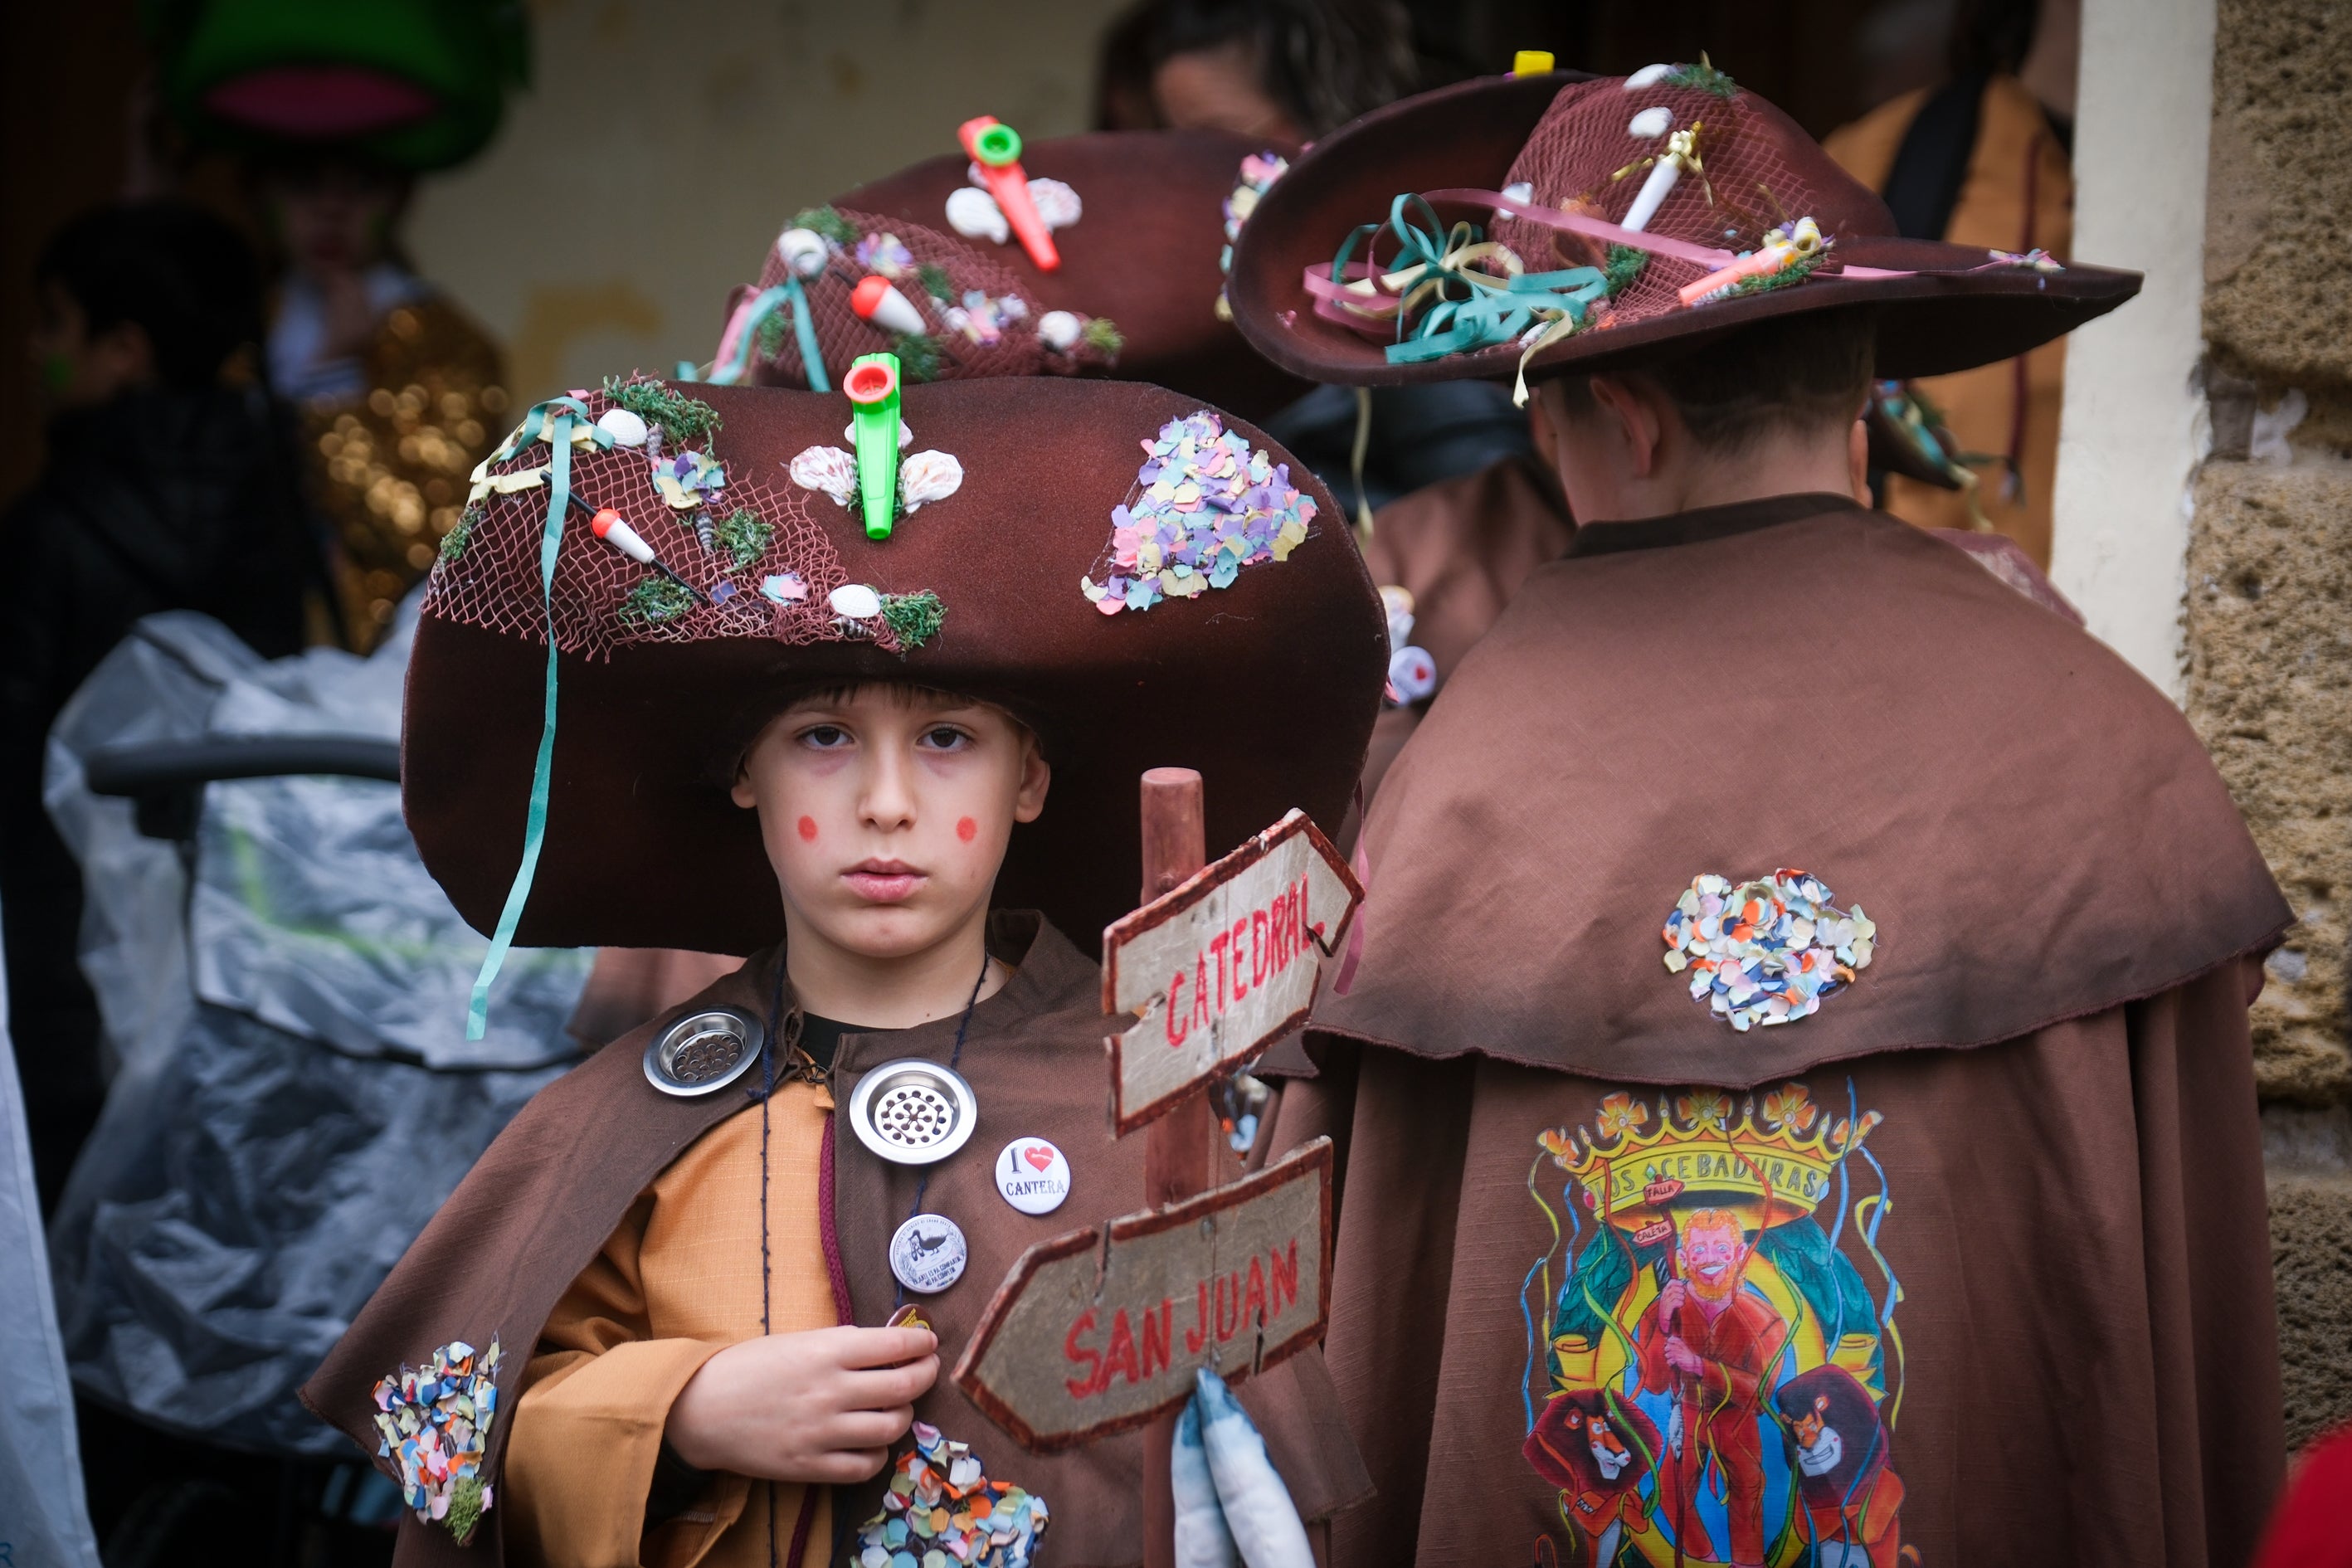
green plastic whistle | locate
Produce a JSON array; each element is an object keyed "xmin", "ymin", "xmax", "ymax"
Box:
[{"xmin": 844, "ymin": 352, "xmax": 902, "ymax": 541}]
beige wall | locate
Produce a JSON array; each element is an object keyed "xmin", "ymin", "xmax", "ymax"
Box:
[{"xmin": 406, "ymin": 0, "xmax": 1131, "ymax": 409}]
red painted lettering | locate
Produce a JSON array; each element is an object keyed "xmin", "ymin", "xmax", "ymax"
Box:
[
  {"xmin": 1230, "ymin": 918, "xmax": 1249, "ymax": 1001},
  {"xmin": 1064, "ymin": 1309, "xmax": 1102, "ymax": 1398},
  {"xmin": 1209, "ymin": 930, "xmax": 1230, "ymax": 1005},
  {"xmin": 1141, "ymin": 1298, "xmax": 1174, "ymax": 1380},
  {"xmin": 1252, "ymin": 908, "xmax": 1269, "ymax": 986},
  {"xmin": 1243, "ymin": 1254, "xmax": 1268, "ymax": 1332},
  {"xmin": 1097, "ymin": 1307, "xmax": 1142, "ymax": 1393},
  {"xmin": 1269, "ymin": 1239, "xmax": 1298, "ymax": 1317},
  {"xmin": 1215, "ymin": 1273, "xmax": 1240, "ymax": 1342},
  {"xmin": 1165, "ymin": 969, "xmax": 1187, "ymax": 1047},
  {"xmin": 1186, "ymin": 1280, "xmax": 1209, "ymax": 1355},
  {"xmin": 1191, "ymin": 953, "xmax": 1213, "ymax": 1031}
]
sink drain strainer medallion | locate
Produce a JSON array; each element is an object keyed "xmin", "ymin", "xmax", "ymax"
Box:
[
  {"xmin": 847, "ymin": 1058, "xmax": 980, "ymax": 1165},
  {"xmin": 643, "ymin": 1009, "xmax": 766, "ymax": 1098}
]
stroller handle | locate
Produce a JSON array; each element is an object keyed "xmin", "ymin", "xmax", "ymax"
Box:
[{"xmin": 84, "ymin": 735, "xmax": 401, "ymax": 841}]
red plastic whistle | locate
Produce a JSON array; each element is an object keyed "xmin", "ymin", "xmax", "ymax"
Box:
[{"xmin": 957, "ymin": 115, "xmax": 1059, "ymax": 271}]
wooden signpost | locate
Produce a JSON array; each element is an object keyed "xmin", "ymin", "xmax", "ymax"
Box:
[
  {"xmin": 1103, "ymin": 807, "xmax": 1361, "ymax": 1135},
  {"xmin": 948, "ymin": 1137, "xmax": 1333, "ymax": 1449},
  {"xmin": 948, "ymin": 768, "xmax": 1361, "ymax": 1568}
]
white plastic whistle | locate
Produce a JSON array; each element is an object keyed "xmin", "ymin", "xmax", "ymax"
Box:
[
  {"xmin": 851, "ymin": 276, "xmax": 928, "ymax": 337},
  {"xmin": 590, "ymin": 509, "xmax": 654, "ymax": 562}
]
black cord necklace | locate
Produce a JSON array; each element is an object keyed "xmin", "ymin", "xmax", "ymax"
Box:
[{"xmin": 752, "ymin": 946, "xmax": 991, "ymax": 1565}]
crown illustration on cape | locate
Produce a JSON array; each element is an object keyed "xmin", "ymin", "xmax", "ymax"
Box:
[{"xmin": 1538, "ymin": 1085, "xmax": 1881, "ymax": 1230}]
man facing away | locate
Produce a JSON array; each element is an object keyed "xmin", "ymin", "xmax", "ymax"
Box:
[{"xmin": 1227, "ymin": 57, "xmax": 2289, "ymax": 1567}]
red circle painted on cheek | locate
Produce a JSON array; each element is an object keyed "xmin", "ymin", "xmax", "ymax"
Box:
[
  {"xmin": 796, "ymin": 816, "xmax": 818, "ymax": 842},
  {"xmin": 957, "ymin": 816, "xmax": 978, "ymax": 843}
]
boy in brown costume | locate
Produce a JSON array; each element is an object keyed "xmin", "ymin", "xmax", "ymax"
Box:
[
  {"xmin": 1228, "ymin": 63, "xmax": 2290, "ymax": 1566},
  {"xmin": 301, "ymin": 373, "xmax": 1382, "ymax": 1566}
]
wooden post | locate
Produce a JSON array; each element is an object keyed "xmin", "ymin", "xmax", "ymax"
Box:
[{"xmin": 1137, "ymin": 767, "xmax": 1218, "ymax": 1568}]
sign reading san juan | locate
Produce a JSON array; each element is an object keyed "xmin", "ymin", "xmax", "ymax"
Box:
[
  {"xmin": 1100, "ymin": 810, "xmax": 1362, "ymax": 1133},
  {"xmin": 951, "ymin": 1138, "xmax": 1333, "ymax": 1450}
]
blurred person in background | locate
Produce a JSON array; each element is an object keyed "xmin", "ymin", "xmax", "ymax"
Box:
[
  {"xmin": 254, "ymin": 152, "xmax": 508, "ymax": 645},
  {"xmin": 2, "ymin": 200, "xmax": 318, "ymax": 1212},
  {"xmin": 144, "ymin": 0, "xmax": 525, "ymax": 646},
  {"xmin": 1096, "ymin": 0, "xmax": 1539, "ymax": 523},
  {"xmin": 1826, "ymin": 0, "xmax": 2079, "ymax": 563}
]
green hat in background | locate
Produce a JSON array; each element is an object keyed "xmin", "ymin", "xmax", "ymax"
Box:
[{"xmin": 143, "ymin": 0, "xmax": 528, "ymax": 171}]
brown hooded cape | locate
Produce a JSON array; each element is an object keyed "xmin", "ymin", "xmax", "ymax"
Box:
[
  {"xmin": 303, "ymin": 913, "xmax": 1369, "ymax": 1567},
  {"xmin": 1271, "ymin": 493, "xmax": 2292, "ymax": 1566}
]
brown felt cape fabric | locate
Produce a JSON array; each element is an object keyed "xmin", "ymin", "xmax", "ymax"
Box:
[
  {"xmin": 303, "ymin": 913, "xmax": 1371, "ymax": 1568},
  {"xmin": 1353, "ymin": 452, "xmax": 1574, "ymax": 817},
  {"xmin": 1263, "ymin": 490, "xmax": 2290, "ymax": 1566},
  {"xmin": 1272, "ymin": 958, "xmax": 2285, "ymax": 1566},
  {"xmin": 1311, "ymin": 494, "xmax": 2289, "ymax": 1083}
]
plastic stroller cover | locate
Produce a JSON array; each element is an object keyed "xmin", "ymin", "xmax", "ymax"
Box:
[
  {"xmin": 0, "ymin": 899, "xmax": 105, "ymax": 1568},
  {"xmin": 41, "ymin": 600, "xmax": 591, "ymax": 1456}
]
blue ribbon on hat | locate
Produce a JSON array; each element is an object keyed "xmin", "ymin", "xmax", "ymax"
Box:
[
  {"xmin": 465, "ymin": 396, "xmax": 609, "ymax": 1040},
  {"xmin": 707, "ymin": 281, "xmax": 830, "ymax": 392}
]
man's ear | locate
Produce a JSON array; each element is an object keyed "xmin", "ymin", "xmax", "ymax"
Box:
[
  {"xmin": 1012, "ymin": 736, "xmax": 1050, "ymax": 825},
  {"xmin": 1587, "ymin": 374, "xmax": 1663, "ymax": 479}
]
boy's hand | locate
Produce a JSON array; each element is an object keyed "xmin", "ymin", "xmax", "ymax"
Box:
[{"xmin": 665, "ymin": 1325, "xmax": 939, "ymax": 1483}]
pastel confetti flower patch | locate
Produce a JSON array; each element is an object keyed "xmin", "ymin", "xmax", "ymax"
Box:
[
  {"xmin": 1661, "ymin": 869, "xmax": 1876, "ymax": 1032},
  {"xmin": 370, "ymin": 1337, "xmax": 502, "ymax": 1542},
  {"xmin": 1080, "ymin": 411, "xmax": 1315, "ymax": 615},
  {"xmin": 651, "ymin": 447, "xmax": 727, "ymax": 510},
  {"xmin": 854, "ymin": 1420, "xmax": 1049, "ymax": 1568},
  {"xmin": 856, "ymin": 231, "xmax": 914, "ymax": 278}
]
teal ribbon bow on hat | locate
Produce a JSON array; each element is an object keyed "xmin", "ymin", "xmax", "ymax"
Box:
[{"xmin": 1331, "ymin": 195, "xmax": 1612, "ymax": 400}]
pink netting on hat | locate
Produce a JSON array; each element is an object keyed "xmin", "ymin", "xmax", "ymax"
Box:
[
  {"xmin": 1489, "ymin": 75, "xmax": 1858, "ymax": 332},
  {"xmin": 744, "ymin": 208, "xmax": 1111, "ymax": 387},
  {"xmin": 422, "ymin": 385, "xmax": 889, "ymax": 661}
]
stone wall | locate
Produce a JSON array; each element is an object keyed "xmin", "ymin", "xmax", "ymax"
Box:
[{"xmin": 2190, "ymin": 0, "xmax": 2352, "ymax": 1451}]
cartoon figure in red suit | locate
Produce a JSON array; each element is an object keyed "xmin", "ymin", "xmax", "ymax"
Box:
[
  {"xmin": 1636, "ymin": 1207, "xmax": 1788, "ymax": 1568},
  {"xmin": 1523, "ymin": 1388, "xmax": 1661, "ymax": 1566},
  {"xmin": 1774, "ymin": 1365, "xmax": 1916, "ymax": 1568}
]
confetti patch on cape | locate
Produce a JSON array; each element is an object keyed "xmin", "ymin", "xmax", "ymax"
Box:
[
  {"xmin": 855, "ymin": 1421, "xmax": 1049, "ymax": 1567},
  {"xmin": 1081, "ymin": 411, "xmax": 1314, "ymax": 614},
  {"xmin": 1662, "ymin": 870, "xmax": 1875, "ymax": 1031},
  {"xmin": 370, "ymin": 1337, "xmax": 501, "ymax": 1541}
]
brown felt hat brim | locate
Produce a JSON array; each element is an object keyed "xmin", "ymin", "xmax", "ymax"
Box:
[
  {"xmin": 831, "ymin": 129, "xmax": 1311, "ymax": 421},
  {"xmin": 403, "ymin": 379, "xmax": 1385, "ymax": 955},
  {"xmin": 1227, "ymin": 73, "xmax": 2143, "ymax": 386}
]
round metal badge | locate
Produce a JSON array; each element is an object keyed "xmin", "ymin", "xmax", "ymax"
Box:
[
  {"xmin": 642, "ymin": 1009, "xmax": 766, "ymax": 1098},
  {"xmin": 889, "ymin": 1212, "xmax": 969, "ymax": 1294},
  {"xmin": 846, "ymin": 1057, "xmax": 980, "ymax": 1166},
  {"xmin": 993, "ymin": 1137, "xmax": 1071, "ymax": 1215}
]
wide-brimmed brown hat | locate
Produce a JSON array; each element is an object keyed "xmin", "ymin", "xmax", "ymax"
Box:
[
  {"xmin": 1227, "ymin": 66, "xmax": 2141, "ymax": 387},
  {"xmin": 410, "ymin": 376, "xmax": 1384, "ymax": 960},
  {"xmin": 709, "ymin": 129, "xmax": 1308, "ymax": 420}
]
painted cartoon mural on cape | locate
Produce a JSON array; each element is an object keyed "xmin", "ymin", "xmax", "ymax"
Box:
[{"xmin": 1521, "ymin": 1082, "xmax": 1914, "ymax": 1567}]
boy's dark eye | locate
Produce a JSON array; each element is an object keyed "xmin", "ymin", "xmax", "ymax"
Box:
[
  {"xmin": 921, "ymin": 727, "xmax": 970, "ymax": 751},
  {"xmin": 801, "ymin": 724, "xmax": 850, "ymax": 748}
]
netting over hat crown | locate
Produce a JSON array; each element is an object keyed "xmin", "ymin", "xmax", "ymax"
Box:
[
  {"xmin": 427, "ymin": 384, "xmax": 898, "ymax": 663},
  {"xmin": 742, "ymin": 208, "xmax": 1115, "ymax": 388},
  {"xmin": 1490, "ymin": 75, "xmax": 1895, "ymax": 336}
]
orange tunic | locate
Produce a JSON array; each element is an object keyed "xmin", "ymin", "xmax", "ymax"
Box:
[
  {"xmin": 1824, "ymin": 75, "xmax": 2074, "ymax": 566},
  {"xmin": 506, "ymin": 1084, "xmax": 837, "ymax": 1568}
]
